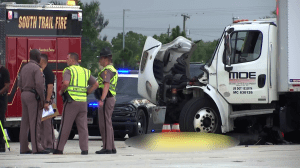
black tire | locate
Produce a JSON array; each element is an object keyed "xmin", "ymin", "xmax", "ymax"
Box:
[
  {"xmin": 68, "ymin": 130, "xmax": 76, "ymax": 140},
  {"xmin": 179, "ymin": 97, "xmax": 222, "ymax": 133},
  {"xmin": 178, "ymin": 98, "xmax": 202, "ymax": 131},
  {"xmin": 129, "ymin": 109, "xmax": 147, "ymax": 138},
  {"xmin": 6, "ymin": 127, "xmax": 20, "ymax": 142}
]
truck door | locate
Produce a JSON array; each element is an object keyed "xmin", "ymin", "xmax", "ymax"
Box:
[{"xmin": 217, "ymin": 24, "xmax": 270, "ymax": 104}]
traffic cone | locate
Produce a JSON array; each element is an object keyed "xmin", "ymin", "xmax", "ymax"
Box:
[
  {"xmin": 162, "ymin": 124, "xmax": 171, "ymax": 132},
  {"xmin": 171, "ymin": 123, "xmax": 180, "ymax": 132}
]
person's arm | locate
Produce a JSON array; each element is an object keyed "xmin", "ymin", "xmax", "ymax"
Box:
[
  {"xmin": 59, "ymin": 69, "xmax": 70, "ymax": 96},
  {"xmin": 44, "ymin": 83, "xmax": 53, "ymax": 110},
  {"xmin": 35, "ymin": 68, "xmax": 45, "ymax": 103},
  {"xmin": 98, "ymin": 69, "xmax": 114, "ymax": 107},
  {"xmin": 0, "ymin": 68, "xmax": 10, "ymax": 94},
  {"xmin": 0, "ymin": 83, "xmax": 9, "ymax": 95},
  {"xmin": 87, "ymin": 75, "xmax": 99, "ymax": 95},
  {"xmin": 100, "ymin": 82, "xmax": 110, "ymax": 101},
  {"xmin": 59, "ymin": 81, "xmax": 69, "ymax": 96}
]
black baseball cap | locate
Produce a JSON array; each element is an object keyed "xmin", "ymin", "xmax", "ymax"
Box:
[{"xmin": 97, "ymin": 47, "xmax": 112, "ymax": 58}]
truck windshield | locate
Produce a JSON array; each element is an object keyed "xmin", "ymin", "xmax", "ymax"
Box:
[{"xmin": 206, "ymin": 30, "xmax": 225, "ymax": 67}]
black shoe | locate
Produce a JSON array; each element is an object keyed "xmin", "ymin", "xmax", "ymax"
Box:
[
  {"xmin": 34, "ymin": 150, "xmax": 51, "ymax": 154},
  {"xmin": 20, "ymin": 150, "xmax": 32, "ymax": 154},
  {"xmin": 81, "ymin": 150, "xmax": 88, "ymax": 155},
  {"xmin": 95, "ymin": 148, "xmax": 112, "ymax": 154},
  {"xmin": 112, "ymin": 149, "xmax": 117, "ymax": 154},
  {"xmin": 53, "ymin": 149, "xmax": 63, "ymax": 155},
  {"xmin": 45, "ymin": 148, "xmax": 54, "ymax": 153}
]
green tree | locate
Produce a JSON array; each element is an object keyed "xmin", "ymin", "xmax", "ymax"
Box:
[
  {"xmin": 153, "ymin": 33, "xmax": 169, "ymax": 44},
  {"xmin": 77, "ymin": 0, "xmax": 110, "ymax": 76},
  {"xmin": 153, "ymin": 25, "xmax": 190, "ymax": 44},
  {"xmin": 191, "ymin": 40, "xmax": 218, "ymax": 63},
  {"xmin": 111, "ymin": 31, "xmax": 147, "ymax": 69}
]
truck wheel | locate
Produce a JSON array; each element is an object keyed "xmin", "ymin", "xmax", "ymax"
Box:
[
  {"xmin": 68, "ymin": 130, "xmax": 76, "ymax": 140},
  {"xmin": 179, "ymin": 97, "xmax": 222, "ymax": 133},
  {"xmin": 129, "ymin": 109, "xmax": 147, "ymax": 138},
  {"xmin": 6, "ymin": 128, "xmax": 20, "ymax": 142}
]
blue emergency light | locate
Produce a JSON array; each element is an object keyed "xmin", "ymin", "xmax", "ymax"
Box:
[
  {"xmin": 88, "ymin": 102, "xmax": 98, "ymax": 108},
  {"xmin": 118, "ymin": 69, "xmax": 130, "ymax": 74}
]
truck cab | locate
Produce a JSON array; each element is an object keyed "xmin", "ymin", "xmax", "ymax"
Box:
[{"xmin": 138, "ymin": 0, "xmax": 300, "ymax": 137}]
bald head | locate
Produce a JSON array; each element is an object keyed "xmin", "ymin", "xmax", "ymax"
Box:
[{"xmin": 68, "ymin": 52, "xmax": 79, "ymax": 62}]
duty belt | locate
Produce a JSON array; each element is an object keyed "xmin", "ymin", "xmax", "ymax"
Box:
[{"xmin": 21, "ymin": 89, "xmax": 40, "ymax": 100}]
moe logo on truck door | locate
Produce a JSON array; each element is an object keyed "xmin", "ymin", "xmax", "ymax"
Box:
[{"xmin": 229, "ymin": 72, "xmax": 256, "ymax": 86}]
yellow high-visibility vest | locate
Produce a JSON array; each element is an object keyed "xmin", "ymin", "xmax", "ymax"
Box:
[
  {"xmin": 63, "ymin": 65, "xmax": 91, "ymax": 102},
  {"xmin": 97, "ymin": 65, "xmax": 118, "ymax": 96}
]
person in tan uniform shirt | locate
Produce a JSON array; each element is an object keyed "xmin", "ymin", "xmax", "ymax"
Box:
[
  {"xmin": 53, "ymin": 52, "xmax": 98, "ymax": 155},
  {"xmin": 18, "ymin": 49, "xmax": 50, "ymax": 154}
]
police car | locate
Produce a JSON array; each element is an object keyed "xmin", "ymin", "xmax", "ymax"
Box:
[{"xmin": 69, "ymin": 69, "xmax": 164, "ymax": 139}]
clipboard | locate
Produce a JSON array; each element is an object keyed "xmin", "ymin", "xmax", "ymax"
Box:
[{"xmin": 42, "ymin": 103, "xmax": 60, "ymax": 122}]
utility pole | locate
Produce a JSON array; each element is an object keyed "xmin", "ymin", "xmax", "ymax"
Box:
[
  {"xmin": 123, "ymin": 9, "xmax": 130, "ymax": 50},
  {"xmin": 123, "ymin": 9, "xmax": 130, "ymax": 68},
  {"xmin": 181, "ymin": 14, "xmax": 190, "ymax": 33},
  {"xmin": 167, "ymin": 24, "xmax": 171, "ymax": 37}
]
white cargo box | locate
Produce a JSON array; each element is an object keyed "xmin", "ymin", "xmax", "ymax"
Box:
[{"xmin": 277, "ymin": 0, "xmax": 300, "ymax": 92}]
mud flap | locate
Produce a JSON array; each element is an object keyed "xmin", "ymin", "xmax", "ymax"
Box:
[{"xmin": 280, "ymin": 106, "xmax": 295, "ymax": 133}]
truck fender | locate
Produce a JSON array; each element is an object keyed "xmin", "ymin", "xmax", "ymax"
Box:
[{"xmin": 200, "ymin": 85, "xmax": 232, "ymax": 133}]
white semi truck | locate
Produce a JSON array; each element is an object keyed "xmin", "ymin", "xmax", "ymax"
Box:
[{"xmin": 137, "ymin": 0, "xmax": 300, "ymax": 138}]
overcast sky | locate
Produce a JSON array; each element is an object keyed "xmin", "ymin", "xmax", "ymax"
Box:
[{"xmin": 43, "ymin": 0, "xmax": 276, "ymax": 42}]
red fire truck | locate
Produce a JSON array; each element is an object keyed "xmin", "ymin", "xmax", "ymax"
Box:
[{"xmin": 0, "ymin": 2, "xmax": 82, "ymax": 141}]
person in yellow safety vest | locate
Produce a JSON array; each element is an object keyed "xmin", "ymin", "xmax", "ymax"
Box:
[
  {"xmin": 95, "ymin": 47, "xmax": 118, "ymax": 154},
  {"xmin": 54, "ymin": 52, "xmax": 99, "ymax": 155}
]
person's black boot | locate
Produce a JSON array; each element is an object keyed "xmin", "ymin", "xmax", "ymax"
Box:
[
  {"xmin": 34, "ymin": 150, "xmax": 51, "ymax": 154},
  {"xmin": 95, "ymin": 148, "xmax": 112, "ymax": 154},
  {"xmin": 20, "ymin": 150, "xmax": 32, "ymax": 154},
  {"xmin": 53, "ymin": 149, "xmax": 63, "ymax": 155},
  {"xmin": 81, "ymin": 150, "xmax": 88, "ymax": 155}
]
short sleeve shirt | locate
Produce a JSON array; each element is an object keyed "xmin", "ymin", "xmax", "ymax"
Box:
[
  {"xmin": 43, "ymin": 66, "xmax": 55, "ymax": 92},
  {"xmin": 100, "ymin": 70, "xmax": 114, "ymax": 84},
  {"xmin": 0, "ymin": 65, "xmax": 10, "ymax": 91}
]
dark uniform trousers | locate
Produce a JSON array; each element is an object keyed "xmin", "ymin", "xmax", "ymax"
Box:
[
  {"xmin": 20, "ymin": 92, "xmax": 44, "ymax": 153},
  {"xmin": 56, "ymin": 101, "xmax": 88, "ymax": 151},
  {"xmin": 98, "ymin": 97, "xmax": 116, "ymax": 150},
  {"xmin": 0, "ymin": 95, "xmax": 7, "ymax": 147}
]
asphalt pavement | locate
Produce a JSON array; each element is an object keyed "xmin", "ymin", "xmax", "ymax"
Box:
[{"xmin": 0, "ymin": 130, "xmax": 300, "ymax": 168}]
